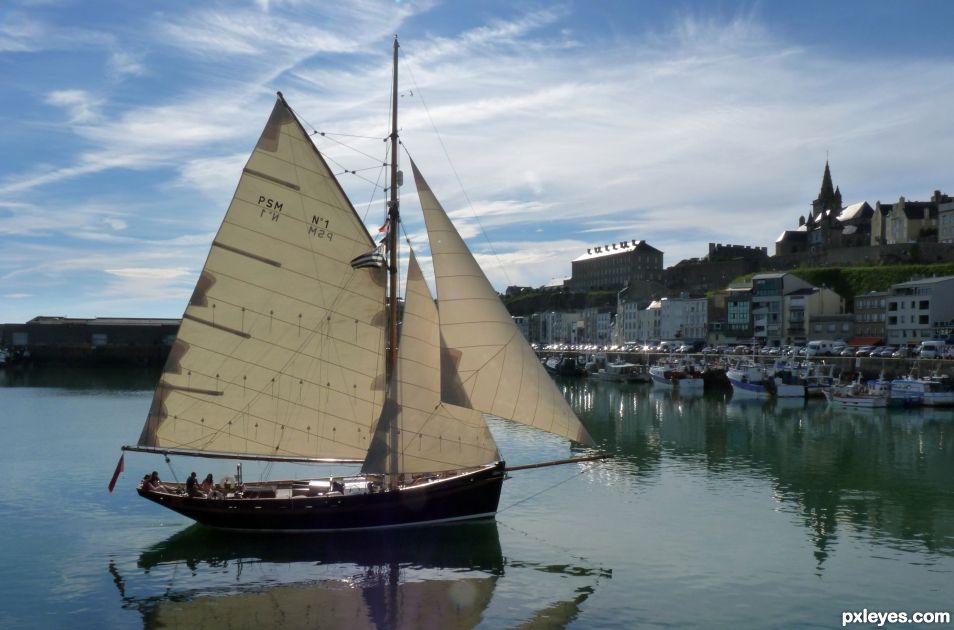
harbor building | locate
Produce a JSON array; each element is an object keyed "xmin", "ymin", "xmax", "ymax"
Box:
[
  {"xmin": 884, "ymin": 275, "xmax": 954, "ymax": 345},
  {"xmin": 658, "ymin": 296, "xmax": 708, "ymax": 343},
  {"xmin": 567, "ymin": 240, "xmax": 663, "ymax": 293},
  {"xmin": 0, "ymin": 316, "xmax": 179, "ymax": 364},
  {"xmin": 852, "ymin": 291, "xmax": 888, "ymax": 345},
  {"xmin": 751, "ymin": 273, "xmax": 813, "ymax": 347}
]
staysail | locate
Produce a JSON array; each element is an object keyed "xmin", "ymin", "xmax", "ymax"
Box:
[
  {"xmin": 136, "ymin": 95, "xmax": 387, "ymax": 462},
  {"xmin": 363, "ymin": 251, "xmax": 500, "ymax": 474},
  {"xmin": 412, "ymin": 160, "xmax": 594, "ymax": 446}
]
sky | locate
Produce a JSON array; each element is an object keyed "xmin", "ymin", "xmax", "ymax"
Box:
[{"xmin": 2, "ymin": 0, "xmax": 954, "ymax": 323}]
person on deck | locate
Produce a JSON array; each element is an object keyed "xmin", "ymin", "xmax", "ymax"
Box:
[
  {"xmin": 199, "ymin": 473, "xmax": 216, "ymax": 497},
  {"xmin": 143, "ymin": 471, "xmax": 169, "ymax": 493},
  {"xmin": 186, "ymin": 471, "xmax": 204, "ymax": 497}
]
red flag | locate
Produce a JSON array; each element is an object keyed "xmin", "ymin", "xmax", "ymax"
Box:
[
  {"xmin": 108, "ymin": 453, "xmax": 124, "ymax": 493},
  {"xmin": 378, "ymin": 219, "xmax": 389, "ymax": 233}
]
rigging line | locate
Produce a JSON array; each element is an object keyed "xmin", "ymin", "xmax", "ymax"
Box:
[
  {"xmin": 400, "ymin": 51, "xmax": 514, "ymax": 287},
  {"xmin": 497, "ymin": 520, "xmax": 613, "ymax": 580},
  {"xmin": 334, "ymin": 165, "xmax": 385, "ymax": 175},
  {"xmin": 164, "ymin": 456, "xmax": 180, "ymax": 483},
  {"xmin": 287, "ymin": 100, "xmax": 387, "ymax": 164},
  {"xmin": 312, "ymin": 130, "xmax": 384, "ymax": 140},
  {"xmin": 363, "ymin": 143, "xmax": 390, "ymax": 224},
  {"xmin": 497, "ymin": 462, "xmax": 595, "ymax": 514}
]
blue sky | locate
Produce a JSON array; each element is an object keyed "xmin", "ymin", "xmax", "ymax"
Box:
[{"xmin": 2, "ymin": 0, "xmax": 954, "ymax": 323}]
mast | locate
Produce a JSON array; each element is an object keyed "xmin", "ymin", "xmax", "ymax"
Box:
[
  {"xmin": 387, "ymin": 35, "xmax": 400, "ymax": 380},
  {"xmin": 387, "ymin": 35, "xmax": 401, "ymax": 486}
]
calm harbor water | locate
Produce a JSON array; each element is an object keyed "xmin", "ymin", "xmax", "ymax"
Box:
[{"xmin": 1, "ymin": 366, "xmax": 952, "ymax": 628}]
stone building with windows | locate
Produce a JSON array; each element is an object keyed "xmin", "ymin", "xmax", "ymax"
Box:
[
  {"xmin": 940, "ymin": 198, "xmax": 954, "ymax": 244},
  {"xmin": 872, "ymin": 190, "xmax": 953, "ymax": 245},
  {"xmin": 568, "ymin": 240, "xmax": 663, "ymax": 294},
  {"xmin": 852, "ymin": 291, "xmax": 888, "ymax": 344}
]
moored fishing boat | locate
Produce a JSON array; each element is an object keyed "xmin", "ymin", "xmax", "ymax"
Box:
[
  {"xmin": 824, "ymin": 376, "xmax": 889, "ymax": 409},
  {"xmin": 590, "ymin": 361, "xmax": 651, "ymax": 384},
  {"xmin": 798, "ymin": 362, "xmax": 835, "ymax": 398},
  {"xmin": 110, "ymin": 38, "xmax": 604, "ymax": 531},
  {"xmin": 545, "ymin": 355, "xmax": 586, "ymax": 377},
  {"xmin": 726, "ymin": 359, "xmax": 805, "ymax": 399},
  {"xmin": 888, "ymin": 371, "xmax": 954, "ymax": 407},
  {"xmin": 648, "ymin": 357, "xmax": 704, "ymax": 392}
]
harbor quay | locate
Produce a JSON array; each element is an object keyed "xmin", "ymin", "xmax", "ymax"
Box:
[{"xmin": 536, "ymin": 349, "xmax": 954, "ymax": 389}]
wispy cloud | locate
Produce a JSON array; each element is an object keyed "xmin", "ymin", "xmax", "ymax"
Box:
[{"xmin": 2, "ymin": 2, "xmax": 953, "ymax": 322}]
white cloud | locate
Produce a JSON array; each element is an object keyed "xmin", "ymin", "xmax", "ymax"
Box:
[
  {"xmin": 2, "ymin": 3, "xmax": 954, "ymax": 323},
  {"xmin": 103, "ymin": 217, "xmax": 127, "ymax": 231},
  {"xmin": 108, "ymin": 49, "xmax": 145, "ymax": 78},
  {"xmin": 46, "ymin": 89, "xmax": 103, "ymax": 124},
  {"xmin": 104, "ymin": 267, "xmax": 192, "ymax": 280}
]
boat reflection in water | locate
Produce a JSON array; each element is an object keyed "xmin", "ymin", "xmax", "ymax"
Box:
[{"xmin": 113, "ymin": 520, "xmax": 609, "ymax": 628}]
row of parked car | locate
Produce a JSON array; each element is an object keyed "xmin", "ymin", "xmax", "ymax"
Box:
[
  {"xmin": 701, "ymin": 342, "xmax": 952, "ymax": 359},
  {"xmin": 533, "ymin": 341, "xmax": 952, "ymax": 359}
]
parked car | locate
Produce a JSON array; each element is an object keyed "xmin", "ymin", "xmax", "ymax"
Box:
[
  {"xmin": 855, "ymin": 345, "xmax": 874, "ymax": 357},
  {"xmin": 872, "ymin": 346, "xmax": 896, "ymax": 357},
  {"xmin": 734, "ymin": 345, "xmax": 751, "ymax": 355},
  {"xmin": 840, "ymin": 346, "xmax": 856, "ymax": 357},
  {"xmin": 892, "ymin": 347, "xmax": 913, "ymax": 358}
]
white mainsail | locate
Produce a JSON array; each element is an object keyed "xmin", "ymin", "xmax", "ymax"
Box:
[
  {"xmin": 138, "ymin": 95, "xmax": 387, "ymax": 461},
  {"xmin": 412, "ymin": 160, "xmax": 594, "ymax": 446},
  {"xmin": 362, "ymin": 251, "xmax": 500, "ymax": 474}
]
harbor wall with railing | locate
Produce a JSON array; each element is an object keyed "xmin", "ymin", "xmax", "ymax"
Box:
[{"xmin": 537, "ymin": 349, "xmax": 954, "ymax": 385}]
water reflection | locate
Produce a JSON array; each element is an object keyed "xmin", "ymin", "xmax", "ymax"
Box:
[
  {"xmin": 0, "ymin": 364, "xmax": 160, "ymax": 390},
  {"xmin": 560, "ymin": 377, "xmax": 954, "ymax": 566},
  {"xmin": 113, "ymin": 521, "xmax": 610, "ymax": 629},
  {"xmin": 136, "ymin": 521, "xmax": 505, "ymax": 575}
]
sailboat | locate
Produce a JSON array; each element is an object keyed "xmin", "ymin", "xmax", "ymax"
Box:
[{"xmin": 115, "ymin": 38, "xmax": 600, "ymax": 531}]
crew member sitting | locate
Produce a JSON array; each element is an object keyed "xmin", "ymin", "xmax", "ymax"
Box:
[{"xmin": 186, "ymin": 471, "xmax": 205, "ymax": 497}]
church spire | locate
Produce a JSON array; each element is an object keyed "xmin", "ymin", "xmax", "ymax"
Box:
[
  {"xmin": 812, "ymin": 160, "xmax": 839, "ymax": 217},
  {"xmin": 819, "ymin": 161, "xmax": 835, "ymax": 201}
]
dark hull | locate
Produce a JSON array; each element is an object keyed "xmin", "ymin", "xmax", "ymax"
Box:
[{"xmin": 138, "ymin": 462, "xmax": 506, "ymax": 532}]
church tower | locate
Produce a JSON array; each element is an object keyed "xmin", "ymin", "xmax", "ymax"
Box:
[{"xmin": 811, "ymin": 161, "xmax": 842, "ymax": 219}]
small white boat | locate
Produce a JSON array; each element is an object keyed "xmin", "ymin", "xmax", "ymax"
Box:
[{"xmin": 824, "ymin": 377, "xmax": 889, "ymax": 409}]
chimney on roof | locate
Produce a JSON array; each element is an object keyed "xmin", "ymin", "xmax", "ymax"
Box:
[
  {"xmin": 587, "ymin": 248, "xmax": 591, "ymax": 254},
  {"xmin": 631, "ymin": 240, "xmax": 637, "ymax": 246}
]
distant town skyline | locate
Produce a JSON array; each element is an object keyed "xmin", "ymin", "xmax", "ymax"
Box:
[{"xmin": 3, "ymin": 0, "xmax": 954, "ymax": 323}]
